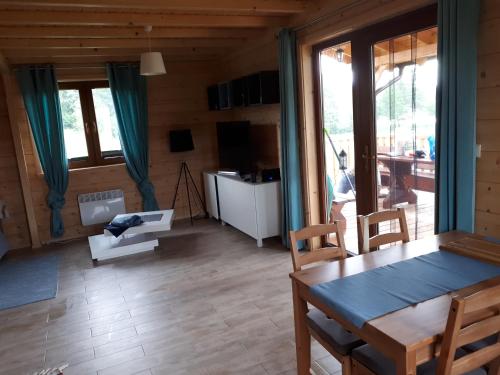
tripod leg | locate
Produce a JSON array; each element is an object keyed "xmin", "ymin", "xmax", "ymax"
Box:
[
  {"xmin": 184, "ymin": 164, "xmax": 194, "ymax": 225},
  {"xmin": 171, "ymin": 161, "xmax": 184, "ymax": 209},
  {"xmin": 185, "ymin": 163, "xmax": 207, "ymax": 215}
]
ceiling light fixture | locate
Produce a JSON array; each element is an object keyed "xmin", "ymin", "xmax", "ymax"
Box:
[
  {"xmin": 335, "ymin": 48, "xmax": 345, "ymax": 63},
  {"xmin": 140, "ymin": 25, "xmax": 166, "ymax": 76}
]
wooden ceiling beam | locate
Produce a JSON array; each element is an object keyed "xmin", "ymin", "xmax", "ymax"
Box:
[
  {"xmin": 0, "ymin": 9, "xmax": 287, "ymax": 28},
  {"xmin": 0, "ymin": 26, "xmax": 265, "ymax": 39},
  {"xmin": 373, "ymin": 43, "xmax": 437, "ymax": 67},
  {"xmin": 4, "ymin": 47, "xmax": 228, "ymax": 58},
  {"xmin": 8, "ymin": 54, "xmax": 219, "ymax": 64},
  {"xmin": 0, "ymin": 38, "xmax": 241, "ymax": 49},
  {"xmin": 0, "ymin": 0, "xmax": 310, "ymax": 13}
]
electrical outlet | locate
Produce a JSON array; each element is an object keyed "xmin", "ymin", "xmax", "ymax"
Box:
[{"xmin": 476, "ymin": 144, "xmax": 482, "ymax": 158}]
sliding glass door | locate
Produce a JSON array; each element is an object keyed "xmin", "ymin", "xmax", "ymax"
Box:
[
  {"xmin": 314, "ymin": 5, "xmax": 437, "ymax": 253},
  {"xmin": 317, "ymin": 41, "xmax": 359, "ymax": 251},
  {"xmin": 374, "ymin": 28, "xmax": 438, "ymax": 241}
]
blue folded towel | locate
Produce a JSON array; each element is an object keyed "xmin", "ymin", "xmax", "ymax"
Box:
[{"xmin": 105, "ymin": 215, "xmax": 143, "ymax": 237}]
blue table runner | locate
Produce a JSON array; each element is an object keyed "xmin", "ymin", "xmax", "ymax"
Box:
[{"xmin": 310, "ymin": 251, "xmax": 500, "ymax": 328}]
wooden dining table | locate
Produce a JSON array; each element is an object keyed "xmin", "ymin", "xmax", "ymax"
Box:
[{"xmin": 289, "ymin": 231, "xmax": 500, "ymax": 375}]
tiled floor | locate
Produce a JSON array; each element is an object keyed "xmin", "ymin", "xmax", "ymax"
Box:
[{"xmin": 0, "ymin": 219, "xmax": 341, "ymax": 375}]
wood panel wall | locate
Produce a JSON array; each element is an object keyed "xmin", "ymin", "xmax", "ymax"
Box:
[
  {"xmin": 4, "ymin": 0, "xmax": 500, "ymax": 248},
  {"xmin": 476, "ymin": 0, "xmax": 500, "ymax": 237},
  {"xmin": 0, "ymin": 82, "xmax": 30, "ymax": 249},
  {"xmin": 7, "ymin": 61, "xmax": 222, "ymax": 246}
]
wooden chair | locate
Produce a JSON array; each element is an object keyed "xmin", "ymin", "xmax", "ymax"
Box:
[
  {"xmin": 357, "ymin": 207, "xmax": 409, "ymax": 253},
  {"xmin": 289, "ymin": 221, "xmax": 347, "ymax": 272},
  {"xmin": 350, "ymin": 282, "xmax": 500, "ymax": 375},
  {"xmin": 437, "ymin": 282, "xmax": 500, "ymax": 375},
  {"xmin": 289, "ymin": 222, "xmax": 364, "ymax": 375}
]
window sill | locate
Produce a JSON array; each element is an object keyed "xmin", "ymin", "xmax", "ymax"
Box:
[
  {"xmin": 69, "ymin": 163, "xmax": 126, "ymax": 173},
  {"xmin": 36, "ymin": 162, "xmax": 126, "ymax": 177}
]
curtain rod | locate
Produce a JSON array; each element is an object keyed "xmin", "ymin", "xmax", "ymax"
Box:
[{"xmin": 292, "ymin": 0, "xmax": 368, "ymax": 32}]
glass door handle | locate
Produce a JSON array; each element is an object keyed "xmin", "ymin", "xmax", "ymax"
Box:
[
  {"xmin": 361, "ymin": 146, "xmax": 376, "ymax": 160},
  {"xmin": 361, "ymin": 146, "xmax": 376, "ymax": 170}
]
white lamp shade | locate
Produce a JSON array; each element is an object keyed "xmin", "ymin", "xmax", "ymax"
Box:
[{"xmin": 140, "ymin": 52, "xmax": 166, "ymax": 76}]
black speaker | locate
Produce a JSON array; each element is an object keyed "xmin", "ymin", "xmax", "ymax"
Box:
[{"xmin": 169, "ymin": 129, "xmax": 194, "ymax": 153}]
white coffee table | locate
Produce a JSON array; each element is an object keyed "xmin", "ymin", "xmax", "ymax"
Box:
[{"xmin": 88, "ymin": 209, "xmax": 174, "ymax": 261}]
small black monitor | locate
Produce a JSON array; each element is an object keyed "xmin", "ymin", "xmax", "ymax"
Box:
[{"xmin": 169, "ymin": 129, "xmax": 194, "ymax": 152}]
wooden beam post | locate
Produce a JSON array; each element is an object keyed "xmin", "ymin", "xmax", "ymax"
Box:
[{"xmin": 2, "ymin": 72, "xmax": 41, "ymax": 248}]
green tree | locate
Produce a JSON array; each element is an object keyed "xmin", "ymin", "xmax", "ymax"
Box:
[{"xmin": 59, "ymin": 90, "xmax": 80, "ymax": 131}]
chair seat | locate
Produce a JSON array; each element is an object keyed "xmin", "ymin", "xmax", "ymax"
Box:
[
  {"xmin": 306, "ymin": 309, "xmax": 364, "ymax": 355},
  {"xmin": 463, "ymin": 334, "xmax": 498, "ymax": 352},
  {"xmin": 352, "ymin": 344, "xmax": 487, "ymax": 375}
]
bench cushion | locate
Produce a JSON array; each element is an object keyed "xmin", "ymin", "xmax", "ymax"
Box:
[
  {"xmin": 352, "ymin": 344, "xmax": 487, "ymax": 375},
  {"xmin": 463, "ymin": 334, "xmax": 498, "ymax": 353},
  {"xmin": 306, "ymin": 309, "xmax": 364, "ymax": 355}
]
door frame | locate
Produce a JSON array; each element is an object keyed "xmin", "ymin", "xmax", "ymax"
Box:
[{"xmin": 312, "ymin": 4, "xmax": 438, "ymax": 228}]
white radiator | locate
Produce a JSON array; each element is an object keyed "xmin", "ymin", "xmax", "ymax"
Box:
[{"xmin": 78, "ymin": 189, "xmax": 126, "ymax": 226}]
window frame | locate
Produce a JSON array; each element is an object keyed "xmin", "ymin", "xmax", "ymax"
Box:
[{"xmin": 59, "ymin": 81, "xmax": 124, "ymax": 169}]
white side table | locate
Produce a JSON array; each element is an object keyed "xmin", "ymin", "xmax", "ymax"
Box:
[{"xmin": 88, "ymin": 209, "xmax": 174, "ymax": 261}]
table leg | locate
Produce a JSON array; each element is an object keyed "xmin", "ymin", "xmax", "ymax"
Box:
[
  {"xmin": 330, "ymin": 202, "xmax": 347, "ymax": 237},
  {"xmin": 381, "ymin": 160, "xmax": 418, "ymax": 208},
  {"xmin": 382, "ymin": 185, "xmax": 417, "ymax": 208},
  {"xmin": 292, "ymin": 280, "xmax": 311, "ymax": 375},
  {"xmin": 396, "ymin": 350, "xmax": 417, "ymax": 375}
]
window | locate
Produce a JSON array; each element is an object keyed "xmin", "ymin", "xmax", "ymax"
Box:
[{"xmin": 59, "ymin": 81, "xmax": 123, "ymax": 169}]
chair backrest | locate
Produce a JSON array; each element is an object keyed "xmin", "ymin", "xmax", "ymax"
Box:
[
  {"xmin": 289, "ymin": 221, "xmax": 347, "ymax": 272},
  {"xmin": 437, "ymin": 282, "xmax": 500, "ymax": 375},
  {"xmin": 357, "ymin": 207, "xmax": 409, "ymax": 253}
]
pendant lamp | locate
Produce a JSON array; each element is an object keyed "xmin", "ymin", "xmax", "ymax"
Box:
[{"xmin": 140, "ymin": 25, "xmax": 166, "ymax": 76}]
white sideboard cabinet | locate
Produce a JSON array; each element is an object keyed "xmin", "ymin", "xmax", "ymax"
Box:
[{"xmin": 203, "ymin": 172, "xmax": 281, "ymax": 247}]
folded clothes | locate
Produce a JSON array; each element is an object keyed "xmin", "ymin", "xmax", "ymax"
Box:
[{"xmin": 105, "ymin": 215, "xmax": 144, "ymax": 237}]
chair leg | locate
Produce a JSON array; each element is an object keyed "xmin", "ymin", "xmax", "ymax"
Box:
[
  {"xmin": 351, "ymin": 358, "xmax": 377, "ymax": 375},
  {"xmin": 292, "ymin": 281, "xmax": 311, "ymax": 375},
  {"xmin": 341, "ymin": 355, "xmax": 352, "ymax": 375},
  {"xmin": 488, "ymin": 357, "xmax": 500, "ymax": 375}
]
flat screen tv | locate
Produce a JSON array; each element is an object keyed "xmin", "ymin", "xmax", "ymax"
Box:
[
  {"xmin": 216, "ymin": 121, "xmax": 251, "ymax": 174},
  {"xmin": 169, "ymin": 129, "xmax": 194, "ymax": 152}
]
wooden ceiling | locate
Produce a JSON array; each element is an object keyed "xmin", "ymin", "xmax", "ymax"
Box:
[
  {"xmin": 0, "ymin": 0, "xmax": 315, "ymax": 68},
  {"xmin": 321, "ymin": 27, "xmax": 437, "ymax": 67}
]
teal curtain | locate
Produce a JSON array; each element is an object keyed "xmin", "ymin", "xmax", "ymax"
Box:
[
  {"xmin": 106, "ymin": 63, "xmax": 159, "ymax": 211},
  {"xmin": 436, "ymin": 0, "xmax": 480, "ymax": 233},
  {"xmin": 279, "ymin": 29, "xmax": 305, "ymax": 248},
  {"xmin": 16, "ymin": 65, "xmax": 68, "ymax": 238}
]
